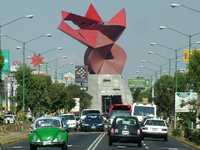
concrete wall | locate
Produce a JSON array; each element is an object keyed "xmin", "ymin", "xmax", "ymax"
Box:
[{"xmin": 87, "ymin": 74, "xmax": 133, "ymax": 112}]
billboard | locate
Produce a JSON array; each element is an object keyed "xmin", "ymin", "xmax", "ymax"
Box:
[
  {"xmin": 175, "ymin": 92, "xmax": 198, "ymax": 112},
  {"xmin": 2, "ymin": 50, "xmax": 10, "ymax": 73},
  {"xmin": 75, "ymin": 65, "xmax": 88, "ymax": 83},
  {"xmin": 128, "ymin": 77, "xmax": 150, "ymax": 89},
  {"xmin": 70, "ymin": 98, "xmax": 80, "ymax": 113}
]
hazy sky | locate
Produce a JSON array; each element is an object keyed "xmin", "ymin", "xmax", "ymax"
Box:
[{"xmin": 0, "ymin": 0, "xmax": 199, "ymax": 79}]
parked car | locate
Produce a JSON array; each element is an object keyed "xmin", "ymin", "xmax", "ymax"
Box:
[
  {"xmin": 108, "ymin": 116, "xmax": 142, "ymax": 147},
  {"xmin": 4, "ymin": 114, "xmax": 15, "ymax": 124},
  {"xmin": 28, "ymin": 116, "xmax": 68, "ymax": 150},
  {"xmin": 80, "ymin": 114, "xmax": 104, "ymax": 132},
  {"xmin": 141, "ymin": 118, "xmax": 168, "ymax": 141},
  {"xmin": 60, "ymin": 113, "xmax": 77, "ymax": 131}
]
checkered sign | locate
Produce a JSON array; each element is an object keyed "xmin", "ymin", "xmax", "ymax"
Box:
[{"xmin": 75, "ymin": 65, "xmax": 88, "ymax": 83}]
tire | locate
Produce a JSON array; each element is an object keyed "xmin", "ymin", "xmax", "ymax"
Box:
[
  {"xmin": 61, "ymin": 144, "xmax": 68, "ymax": 150},
  {"xmin": 30, "ymin": 144, "xmax": 37, "ymax": 150},
  {"xmin": 108, "ymin": 137, "xmax": 113, "ymax": 146},
  {"xmin": 164, "ymin": 136, "xmax": 168, "ymax": 141},
  {"xmin": 138, "ymin": 141, "xmax": 142, "ymax": 147}
]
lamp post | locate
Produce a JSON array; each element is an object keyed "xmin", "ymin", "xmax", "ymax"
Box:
[
  {"xmin": 147, "ymin": 50, "xmax": 171, "ymax": 76},
  {"xmin": 150, "ymin": 42, "xmax": 178, "ymax": 92},
  {"xmin": 159, "ymin": 25, "xmax": 200, "ymax": 90},
  {"xmin": 5, "ymin": 33, "xmax": 52, "ymax": 111},
  {"xmin": 171, "ymin": 3, "xmax": 200, "ymax": 14},
  {"xmin": 0, "ymin": 14, "xmax": 34, "ymax": 51}
]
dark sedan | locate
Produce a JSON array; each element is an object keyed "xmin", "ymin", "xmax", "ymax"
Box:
[
  {"xmin": 108, "ymin": 116, "xmax": 142, "ymax": 147},
  {"xmin": 80, "ymin": 114, "xmax": 104, "ymax": 132}
]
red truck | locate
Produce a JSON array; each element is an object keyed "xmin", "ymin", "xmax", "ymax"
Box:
[{"xmin": 108, "ymin": 104, "xmax": 132, "ymax": 124}]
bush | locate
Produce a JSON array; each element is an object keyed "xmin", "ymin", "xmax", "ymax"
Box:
[
  {"xmin": 172, "ymin": 128, "xmax": 182, "ymax": 137},
  {"xmin": 191, "ymin": 129, "xmax": 200, "ymax": 145}
]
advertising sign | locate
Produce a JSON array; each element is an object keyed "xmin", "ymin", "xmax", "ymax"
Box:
[
  {"xmin": 128, "ymin": 77, "xmax": 150, "ymax": 89},
  {"xmin": 2, "ymin": 49, "xmax": 10, "ymax": 73},
  {"xmin": 75, "ymin": 65, "xmax": 88, "ymax": 83},
  {"xmin": 175, "ymin": 92, "xmax": 198, "ymax": 112}
]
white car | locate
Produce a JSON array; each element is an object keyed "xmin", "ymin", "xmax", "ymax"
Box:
[
  {"xmin": 141, "ymin": 118, "xmax": 168, "ymax": 141},
  {"xmin": 60, "ymin": 113, "xmax": 77, "ymax": 131},
  {"xmin": 4, "ymin": 114, "xmax": 15, "ymax": 124}
]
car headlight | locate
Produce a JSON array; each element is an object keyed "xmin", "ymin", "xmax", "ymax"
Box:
[
  {"xmin": 97, "ymin": 123, "xmax": 103, "ymax": 126},
  {"xmin": 53, "ymin": 138, "xmax": 63, "ymax": 142},
  {"xmin": 32, "ymin": 135, "xmax": 40, "ymax": 142}
]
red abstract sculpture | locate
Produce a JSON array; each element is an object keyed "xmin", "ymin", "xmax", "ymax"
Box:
[
  {"xmin": 58, "ymin": 4, "xmax": 127, "ymax": 74},
  {"xmin": 31, "ymin": 54, "xmax": 44, "ymax": 67}
]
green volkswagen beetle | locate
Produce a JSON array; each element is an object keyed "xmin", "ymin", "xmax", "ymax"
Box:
[{"xmin": 28, "ymin": 116, "xmax": 68, "ymax": 150}]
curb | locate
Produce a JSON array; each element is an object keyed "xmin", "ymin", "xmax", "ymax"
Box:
[{"xmin": 171, "ymin": 136, "xmax": 200, "ymax": 150}]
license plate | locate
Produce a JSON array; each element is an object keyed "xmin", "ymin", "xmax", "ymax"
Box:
[
  {"xmin": 152, "ymin": 128, "xmax": 158, "ymax": 131},
  {"xmin": 91, "ymin": 126, "xmax": 96, "ymax": 129},
  {"xmin": 122, "ymin": 130, "xmax": 129, "ymax": 135}
]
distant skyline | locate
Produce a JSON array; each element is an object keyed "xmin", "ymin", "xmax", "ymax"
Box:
[{"xmin": 0, "ymin": 0, "xmax": 199, "ymax": 79}]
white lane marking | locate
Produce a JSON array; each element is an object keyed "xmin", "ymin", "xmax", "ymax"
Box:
[
  {"xmin": 142, "ymin": 141, "xmax": 149, "ymax": 150},
  {"xmin": 68, "ymin": 144, "xmax": 73, "ymax": 147},
  {"xmin": 91, "ymin": 132, "xmax": 105, "ymax": 150},
  {"xmin": 160, "ymin": 148, "xmax": 178, "ymax": 150},
  {"xmin": 117, "ymin": 145, "xmax": 127, "ymax": 149},
  {"xmin": 87, "ymin": 133, "xmax": 103, "ymax": 150},
  {"xmin": 9, "ymin": 146, "xmax": 24, "ymax": 149}
]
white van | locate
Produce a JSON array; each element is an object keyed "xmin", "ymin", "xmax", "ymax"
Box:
[{"xmin": 131, "ymin": 103, "xmax": 157, "ymax": 122}]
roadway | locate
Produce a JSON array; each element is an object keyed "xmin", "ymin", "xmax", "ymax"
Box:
[{"xmin": 2, "ymin": 132, "xmax": 195, "ymax": 150}]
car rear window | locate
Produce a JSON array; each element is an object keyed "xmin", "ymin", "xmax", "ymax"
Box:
[
  {"xmin": 61, "ymin": 115, "xmax": 75, "ymax": 120},
  {"xmin": 115, "ymin": 117, "xmax": 138, "ymax": 126},
  {"xmin": 82, "ymin": 110, "xmax": 100, "ymax": 115},
  {"xmin": 145, "ymin": 120, "xmax": 165, "ymax": 126},
  {"xmin": 36, "ymin": 119, "xmax": 61, "ymax": 128}
]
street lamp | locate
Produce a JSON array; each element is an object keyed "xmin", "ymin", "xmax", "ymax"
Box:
[
  {"xmin": 148, "ymin": 50, "xmax": 172, "ymax": 76},
  {"xmin": 141, "ymin": 59, "xmax": 161, "ymax": 77},
  {"xmin": 5, "ymin": 33, "xmax": 52, "ymax": 111},
  {"xmin": 170, "ymin": 3, "xmax": 200, "ymax": 14},
  {"xmin": 0, "ymin": 14, "xmax": 34, "ymax": 50},
  {"xmin": 159, "ymin": 25, "xmax": 200, "ymax": 90}
]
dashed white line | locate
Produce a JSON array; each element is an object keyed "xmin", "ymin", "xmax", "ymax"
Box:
[{"xmin": 142, "ymin": 141, "xmax": 149, "ymax": 150}]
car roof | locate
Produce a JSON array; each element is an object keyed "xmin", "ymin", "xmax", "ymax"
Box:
[
  {"xmin": 60, "ymin": 113, "xmax": 75, "ymax": 116},
  {"xmin": 82, "ymin": 109, "xmax": 100, "ymax": 111},
  {"xmin": 114, "ymin": 116, "xmax": 138, "ymax": 120},
  {"xmin": 145, "ymin": 118, "xmax": 165, "ymax": 121},
  {"xmin": 35, "ymin": 116, "xmax": 62, "ymax": 122}
]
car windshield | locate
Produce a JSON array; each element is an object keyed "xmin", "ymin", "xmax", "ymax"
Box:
[
  {"xmin": 134, "ymin": 106, "xmax": 154, "ymax": 116},
  {"xmin": 5, "ymin": 115, "xmax": 14, "ymax": 118},
  {"xmin": 84, "ymin": 115, "xmax": 103, "ymax": 124},
  {"xmin": 35, "ymin": 119, "xmax": 61, "ymax": 128},
  {"xmin": 145, "ymin": 120, "xmax": 165, "ymax": 126},
  {"xmin": 61, "ymin": 115, "xmax": 75, "ymax": 120},
  {"xmin": 110, "ymin": 110, "xmax": 130, "ymax": 119},
  {"xmin": 114, "ymin": 117, "xmax": 138, "ymax": 127},
  {"xmin": 82, "ymin": 110, "xmax": 100, "ymax": 116}
]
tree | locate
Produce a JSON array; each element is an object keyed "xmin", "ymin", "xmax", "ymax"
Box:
[
  {"xmin": 188, "ymin": 50, "xmax": 200, "ymax": 92},
  {"xmin": 154, "ymin": 75, "xmax": 174, "ymax": 118},
  {"xmin": 175, "ymin": 72, "xmax": 187, "ymax": 92},
  {"xmin": 0, "ymin": 50, "xmax": 4, "ymax": 80}
]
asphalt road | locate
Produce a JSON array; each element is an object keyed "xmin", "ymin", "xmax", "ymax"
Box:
[{"xmin": 1, "ymin": 132, "xmax": 196, "ymax": 150}]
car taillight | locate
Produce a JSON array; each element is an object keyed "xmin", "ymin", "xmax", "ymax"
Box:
[
  {"xmin": 162, "ymin": 129, "xmax": 167, "ymax": 131},
  {"xmin": 111, "ymin": 128, "xmax": 118, "ymax": 134}
]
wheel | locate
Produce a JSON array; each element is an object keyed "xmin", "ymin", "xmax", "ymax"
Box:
[
  {"xmin": 30, "ymin": 144, "xmax": 37, "ymax": 150},
  {"xmin": 61, "ymin": 144, "xmax": 68, "ymax": 150},
  {"xmin": 137, "ymin": 141, "xmax": 142, "ymax": 147},
  {"xmin": 108, "ymin": 137, "xmax": 113, "ymax": 146},
  {"xmin": 164, "ymin": 136, "xmax": 168, "ymax": 141}
]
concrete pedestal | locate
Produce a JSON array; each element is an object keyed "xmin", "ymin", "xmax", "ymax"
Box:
[{"xmin": 87, "ymin": 74, "xmax": 133, "ymax": 112}]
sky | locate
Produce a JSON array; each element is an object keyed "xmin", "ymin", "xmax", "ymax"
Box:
[{"xmin": 0, "ymin": 0, "xmax": 200, "ymax": 80}]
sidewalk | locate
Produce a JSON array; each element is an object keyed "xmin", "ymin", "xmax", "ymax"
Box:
[
  {"xmin": 171, "ymin": 136, "xmax": 200, "ymax": 150},
  {"xmin": 0, "ymin": 131, "xmax": 27, "ymax": 145}
]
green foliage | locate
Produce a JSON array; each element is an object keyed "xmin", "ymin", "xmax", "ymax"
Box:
[
  {"xmin": 172, "ymin": 128, "xmax": 182, "ymax": 137},
  {"xmin": 154, "ymin": 75, "xmax": 174, "ymax": 118},
  {"xmin": 191, "ymin": 129, "xmax": 200, "ymax": 145},
  {"xmin": 188, "ymin": 50, "xmax": 200, "ymax": 92},
  {"xmin": 14, "ymin": 65, "xmax": 92, "ymax": 115},
  {"xmin": 0, "ymin": 50, "xmax": 4, "ymax": 77},
  {"xmin": 175, "ymin": 72, "xmax": 188, "ymax": 92}
]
